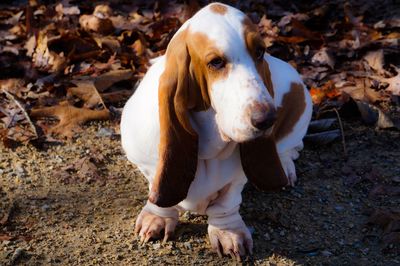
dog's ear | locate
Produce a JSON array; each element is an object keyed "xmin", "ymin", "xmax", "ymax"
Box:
[
  {"xmin": 239, "ymin": 136, "xmax": 288, "ymax": 191},
  {"xmin": 149, "ymin": 30, "xmax": 201, "ymax": 208}
]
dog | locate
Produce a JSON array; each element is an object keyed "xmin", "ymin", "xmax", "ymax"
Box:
[{"xmin": 121, "ymin": 2, "xmax": 312, "ymax": 260}]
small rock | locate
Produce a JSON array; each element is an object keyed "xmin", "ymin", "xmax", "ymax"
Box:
[
  {"xmin": 279, "ymin": 230, "xmax": 285, "ymax": 237},
  {"xmin": 11, "ymin": 247, "xmax": 25, "ymax": 262},
  {"xmin": 153, "ymin": 243, "xmax": 161, "ymax": 250},
  {"xmin": 182, "ymin": 211, "xmax": 191, "ymax": 220},
  {"xmin": 41, "ymin": 204, "xmax": 50, "ymax": 211},
  {"xmin": 183, "ymin": 242, "xmax": 192, "ymax": 250},
  {"xmin": 97, "ymin": 127, "xmax": 114, "ymax": 137},
  {"xmin": 264, "ymin": 232, "xmax": 271, "ymax": 241},
  {"xmin": 321, "ymin": 250, "xmax": 333, "ymax": 257},
  {"xmin": 15, "ymin": 163, "xmax": 25, "ymax": 177}
]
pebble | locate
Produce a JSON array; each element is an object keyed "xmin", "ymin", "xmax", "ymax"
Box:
[
  {"xmin": 182, "ymin": 211, "xmax": 191, "ymax": 220},
  {"xmin": 183, "ymin": 242, "xmax": 192, "ymax": 250},
  {"xmin": 321, "ymin": 250, "xmax": 333, "ymax": 257},
  {"xmin": 279, "ymin": 230, "xmax": 285, "ymax": 236},
  {"xmin": 11, "ymin": 247, "xmax": 25, "ymax": 262},
  {"xmin": 97, "ymin": 128, "xmax": 114, "ymax": 137},
  {"xmin": 41, "ymin": 204, "xmax": 51, "ymax": 211},
  {"xmin": 264, "ymin": 232, "xmax": 271, "ymax": 241},
  {"xmin": 153, "ymin": 243, "xmax": 161, "ymax": 250},
  {"xmin": 15, "ymin": 163, "xmax": 25, "ymax": 177}
]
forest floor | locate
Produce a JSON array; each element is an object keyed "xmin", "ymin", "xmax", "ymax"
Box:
[
  {"xmin": 1, "ymin": 0, "xmax": 400, "ymax": 265},
  {"xmin": 1, "ymin": 120, "xmax": 400, "ymax": 265}
]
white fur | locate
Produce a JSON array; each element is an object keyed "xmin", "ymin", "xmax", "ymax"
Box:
[{"xmin": 121, "ymin": 2, "xmax": 312, "ymax": 254}]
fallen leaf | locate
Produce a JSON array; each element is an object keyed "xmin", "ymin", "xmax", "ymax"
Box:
[
  {"xmin": 311, "ymin": 47, "xmax": 335, "ymax": 69},
  {"xmin": 79, "ymin": 14, "xmax": 115, "ymax": 35},
  {"xmin": 310, "ymin": 81, "xmax": 341, "ymax": 105},
  {"xmin": 355, "ymin": 101, "xmax": 397, "ymax": 129},
  {"xmin": 93, "ymin": 69, "xmax": 133, "ymax": 92},
  {"xmin": 383, "ymin": 72, "xmax": 400, "ymax": 96},
  {"xmin": 30, "ymin": 101, "xmax": 109, "ymax": 138},
  {"xmin": 364, "ymin": 50, "xmax": 384, "ymax": 73},
  {"xmin": 55, "ymin": 3, "xmax": 80, "ymax": 16}
]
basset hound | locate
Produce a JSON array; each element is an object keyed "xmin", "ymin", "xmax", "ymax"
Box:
[{"xmin": 121, "ymin": 2, "xmax": 312, "ymax": 260}]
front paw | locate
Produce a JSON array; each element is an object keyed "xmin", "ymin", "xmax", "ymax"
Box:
[
  {"xmin": 135, "ymin": 209, "xmax": 178, "ymax": 244},
  {"xmin": 279, "ymin": 150, "xmax": 299, "ymax": 186},
  {"xmin": 208, "ymin": 220, "xmax": 253, "ymax": 261}
]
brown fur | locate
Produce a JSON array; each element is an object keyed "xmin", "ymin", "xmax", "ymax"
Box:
[
  {"xmin": 273, "ymin": 82, "xmax": 306, "ymax": 141},
  {"xmin": 239, "ymin": 17, "xmax": 287, "ymax": 190},
  {"xmin": 209, "ymin": 3, "xmax": 227, "ymax": 15},
  {"xmin": 242, "ymin": 17, "xmax": 274, "ymax": 97},
  {"xmin": 150, "ymin": 30, "xmax": 206, "ymax": 207},
  {"xmin": 150, "ymin": 29, "xmax": 230, "ymax": 207},
  {"xmin": 240, "ymin": 136, "xmax": 288, "ymax": 191}
]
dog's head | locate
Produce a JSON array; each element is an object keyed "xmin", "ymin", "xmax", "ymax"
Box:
[{"xmin": 150, "ymin": 3, "xmax": 284, "ymax": 207}]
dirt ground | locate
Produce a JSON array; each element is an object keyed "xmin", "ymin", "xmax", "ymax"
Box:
[{"xmin": 1, "ymin": 120, "xmax": 400, "ymax": 265}]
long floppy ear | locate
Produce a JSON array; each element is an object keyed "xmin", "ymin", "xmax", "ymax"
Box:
[
  {"xmin": 148, "ymin": 29, "xmax": 200, "ymax": 208},
  {"xmin": 240, "ymin": 136, "xmax": 288, "ymax": 191}
]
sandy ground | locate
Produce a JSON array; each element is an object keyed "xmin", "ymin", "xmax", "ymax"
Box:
[{"xmin": 1, "ymin": 121, "xmax": 400, "ymax": 265}]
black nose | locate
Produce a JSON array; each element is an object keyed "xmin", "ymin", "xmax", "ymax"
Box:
[{"xmin": 251, "ymin": 108, "xmax": 277, "ymax": 130}]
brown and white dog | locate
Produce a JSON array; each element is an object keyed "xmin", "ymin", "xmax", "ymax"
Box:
[{"xmin": 121, "ymin": 2, "xmax": 312, "ymax": 260}]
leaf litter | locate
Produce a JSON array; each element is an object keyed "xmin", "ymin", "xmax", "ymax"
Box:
[{"xmin": 0, "ymin": 0, "xmax": 399, "ymax": 264}]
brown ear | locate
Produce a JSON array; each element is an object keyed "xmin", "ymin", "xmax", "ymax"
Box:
[
  {"xmin": 148, "ymin": 30, "xmax": 200, "ymax": 208},
  {"xmin": 239, "ymin": 136, "xmax": 288, "ymax": 191}
]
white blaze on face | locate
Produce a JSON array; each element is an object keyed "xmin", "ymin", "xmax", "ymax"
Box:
[{"xmin": 189, "ymin": 4, "xmax": 274, "ymax": 142}]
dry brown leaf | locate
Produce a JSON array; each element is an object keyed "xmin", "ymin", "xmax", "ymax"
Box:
[
  {"xmin": 93, "ymin": 4, "xmax": 113, "ymax": 19},
  {"xmin": 364, "ymin": 50, "xmax": 384, "ymax": 73},
  {"xmin": 311, "ymin": 47, "xmax": 335, "ymax": 69},
  {"xmin": 258, "ymin": 15, "xmax": 279, "ymax": 47},
  {"xmin": 68, "ymin": 81, "xmax": 105, "ymax": 109},
  {"xmin": 0, "ymin": 90, "xmax": 38, "ymax": 143},
  {"xmin": 383, "ymin": 72, "xmax": 400, "ymax": 96},
  {"xmin": 341, "ymin": 78, "xmax": 384, "ymax": 103},
  {"xmin": 55, "ymin": 3, "xmax": 80, "ymax": 16},
  {"xmin": 93, "ymin": 69, "xmax": 133, "ymax": 92},
  {"xmin": 30, "ymin": 101, "xmax": 109, "ymax": 138},
  {"xmin": 31, "ymin": 32, "xmax": 67, "ymax": 73},
  {"xmin": 79, "ymin": 14, "xmax": 115, "ymax": 35},
  {"xmin": 310, "ymin": 81, "xmax": 341, "ymax": 105}
]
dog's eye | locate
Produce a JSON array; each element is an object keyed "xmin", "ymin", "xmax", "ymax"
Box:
[
  {"xmin": 256, "ymin": 47, "xmax": 265, "ymax": 60},
  {"xmin": 208, "ymin": 57, "xmax": 226, "ymax": 70}
]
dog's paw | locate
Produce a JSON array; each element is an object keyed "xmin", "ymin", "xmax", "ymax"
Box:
[
  {"xmin": 208, "ymin": 220, "xmax": 253, "ymax": 261},
  {"xmin": 135, "ymin": 209, "xmax": 178, "ymax": 244},
  {"xmin": 279, "ymin": 148, "xmax": 299, "ymax": 186}
]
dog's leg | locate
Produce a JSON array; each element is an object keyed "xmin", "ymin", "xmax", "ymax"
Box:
[
  {"xmin": 205, "ymin": 178, "xmax": 252, "ymax": 261},
  {"xmin": 135, "ymin": 201, "xmax": 179, "ymax": 243},
  {"xmin": 278, "ymin": 142, "xmax": 303, "ymax": 186}
]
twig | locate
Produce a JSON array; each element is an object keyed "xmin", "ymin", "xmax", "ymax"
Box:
[
  {"xmin": 2, "ymin": 89, "xmax": 38, "ymax": 139},
  {"xmin": 333, "ymin": 108, "xmax": 347, "ymax": 158}
]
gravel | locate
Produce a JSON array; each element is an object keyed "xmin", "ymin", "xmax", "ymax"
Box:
[{"xmin": 1, "ymin": 121, "xmax": 400, "ymax": 265}]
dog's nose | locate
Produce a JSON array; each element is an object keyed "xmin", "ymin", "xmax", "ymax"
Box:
[{"xmin": 251, "ymin": 107, "xmax": 277, "ymax": 130}]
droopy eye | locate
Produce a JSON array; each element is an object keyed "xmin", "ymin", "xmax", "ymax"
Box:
[
  {"xmin": 255, "ymin": 47, "xmax": 265, "ymax": 60},
  {"xmin": 208, "ymin": 57, "xmax": 226, "ymax": 70}
]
